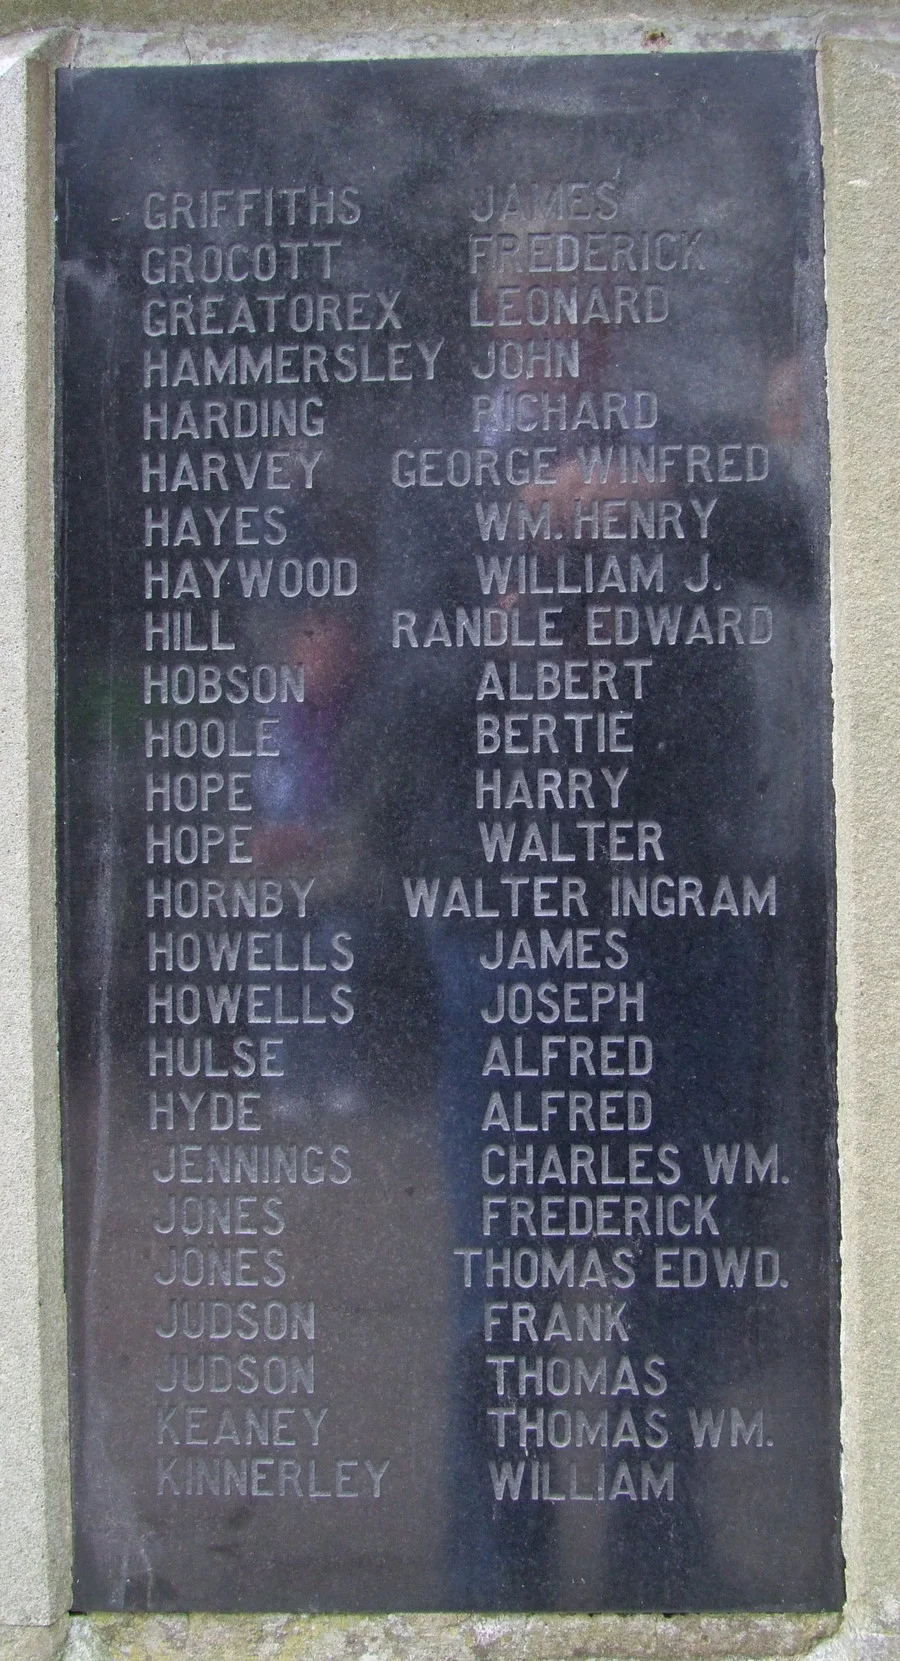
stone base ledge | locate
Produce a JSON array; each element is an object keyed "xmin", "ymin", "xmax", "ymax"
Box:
[{"xmin": 0, "ymin": 1613, "xmax": 854, "ymax": 1661}]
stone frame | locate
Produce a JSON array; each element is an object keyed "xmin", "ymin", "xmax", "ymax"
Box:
[{"xmin": 1, "ymin": 21, "xmax": 898, "ymax": 1659}]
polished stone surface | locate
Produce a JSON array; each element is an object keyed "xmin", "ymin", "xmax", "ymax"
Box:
[{"xmin": 56, "ymin": 55, "xmax": 841, "ymax": 1615}]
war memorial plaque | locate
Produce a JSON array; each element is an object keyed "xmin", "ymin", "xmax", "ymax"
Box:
[{"xmin": 56, "ymin": 56, "xmax": 841, "ymax": 1614}]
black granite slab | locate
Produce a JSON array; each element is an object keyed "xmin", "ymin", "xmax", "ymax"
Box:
[{"xmin": 56, "ymin": 55, "xmax": 841, "ymax": 1615}]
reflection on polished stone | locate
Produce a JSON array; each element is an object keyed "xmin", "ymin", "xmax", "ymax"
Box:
[{"xmin": 56, "ymin": 55, "xmax": 841, "ymax": 1614}]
